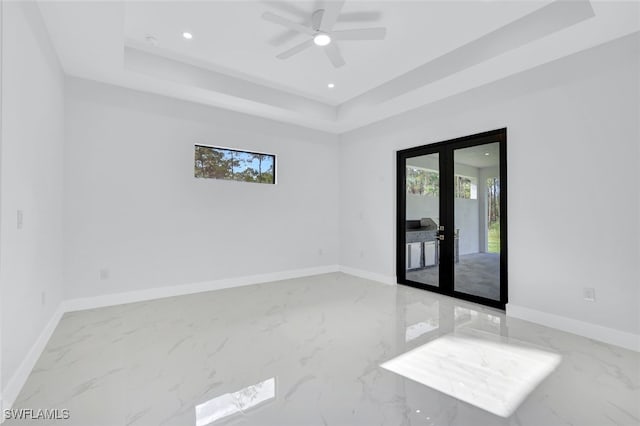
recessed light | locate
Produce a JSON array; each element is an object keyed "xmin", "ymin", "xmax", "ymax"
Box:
[
  {"xmin": 182, "ymin": 32, "xmax": 193, "ymax": 40},
  {"xmin": 327, "ymin": 83, "xmax": 335, "ymax": 89},
  {"xmin": 484, "ymin": 152, "xmax": 490, "ymax": 156},
  {"xmin": 313, "ymin": 33, "xmax": 331, "ymax": 46}
]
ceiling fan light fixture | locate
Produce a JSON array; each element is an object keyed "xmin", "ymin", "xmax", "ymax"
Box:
[
  {"xmin": 313, "ymin": 33, "xmax": 331, "ymax": 46},
  {"xmin": 264, "ymin": 1, "xmax": 387, "ymax": 68}
]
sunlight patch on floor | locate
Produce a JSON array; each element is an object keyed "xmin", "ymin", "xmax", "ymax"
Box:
[{"xmin": 381, "ymin": 331, "xmax": 561, "ymax": 417}]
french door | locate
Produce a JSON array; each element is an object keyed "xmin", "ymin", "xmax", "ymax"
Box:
[{"xmin": 396, "ymin": 129, "xmax": 507, "ymax": 310}]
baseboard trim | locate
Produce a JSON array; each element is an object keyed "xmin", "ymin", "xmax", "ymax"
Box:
[
  {"xmin": 506, "ymin": 304, "xmax": 640, "ymax": 352},
  {"xmin": 2, "ymin": 304, "xmax": 66, "ymax": 413},
  {"xmin": 64, "ymin": 264, "xmax": 341, "ymax": 312},
  {"xmin": 338, "ymin": 266, "xmax": 397, "ymax": 286}
]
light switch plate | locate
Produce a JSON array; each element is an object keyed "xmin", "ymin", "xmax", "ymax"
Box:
[
  {"xmin": 17, "ymin": 210, "xmax": 24, "ymax": 229},
  {"xmin": 583, "ymin": 287, "xmax": 596, "ymax": 302}
]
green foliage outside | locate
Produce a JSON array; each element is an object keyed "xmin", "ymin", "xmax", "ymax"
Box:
[
  {"xmin": 194, "ymin": 145, "xmax": 275, "ymax": 184},
  {"xmin": 454, "ymin": 176, "xmax": 473, "ymax": 199},
  {"xmin": 406, "ymin": 167, "xmax": 439, "ymax": 196},
  {"xmin": 487, "ymin": 177, "xmax": 500, "ymax": 253},
  {"xmin": 406, "ymin": 167, "xmax": 474, "ymax": 200},
  {"xmin": 488, "ymin": 221, "xmax": 500, "ymax": 253}
]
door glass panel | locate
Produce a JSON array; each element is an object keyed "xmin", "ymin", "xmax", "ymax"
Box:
[
  {"xmin": 453, "ymin": 143, "xmax": 500, "ymax": 300},
  {"xmin": 405, "ymin": 153, "xmax": 440, "ymax": 287}
]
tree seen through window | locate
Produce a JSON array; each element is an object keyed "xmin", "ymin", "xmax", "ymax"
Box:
[{"xmin": 194, "ymin": 145, "xmax": 275, "ymax": 184}]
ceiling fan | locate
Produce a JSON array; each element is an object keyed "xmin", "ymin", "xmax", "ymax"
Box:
[{"xmin": 262, "ymin": 0, "xmax": 386, "ymax": 68}]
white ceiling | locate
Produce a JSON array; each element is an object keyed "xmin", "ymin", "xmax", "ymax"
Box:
[
  {"xmin": 37, "ymin": 0, "xmax": 640, "ymax": 134},
  {"xmin": 124, "ymin": 1, "xmax": 549, "ymax": 105},
  {"xmin": 405, "ymin": 141, "xmax": 499, "ymax": 170},
  {"xmin": 454, "ymin": 143, "xmax": 500, "ymax": 168}
]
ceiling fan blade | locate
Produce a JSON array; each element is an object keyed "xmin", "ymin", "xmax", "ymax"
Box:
[
  {"xmin": 262, "ymin": 1, "xmax": 308, "ymax": 19},
  {"xmin": 324, "ymin": 43, "xmax": 345, "ymax": 68},
  {"xmin": 262, "ymin": 12, "xmax": 314, "ymax": 36},
  {"xmin": 268, "ymin": 30, "xmax": 302, "ymax": 47},
  {"xmin": 319, "ymin": 0, "xmax": 346, "ymax": 32},
  {"xmin": 332, "ymin": 27, "xmax": 387, "ymax": 41},
  {"xmin": 311, "ymin": 9, "xmax": 324, "ymax": 31},
  {"xmin": 276, "ymin": 39, "xmax": 314, "ymax": 59}
]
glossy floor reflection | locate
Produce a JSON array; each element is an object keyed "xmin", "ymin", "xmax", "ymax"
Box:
[{"xmin": 8, "ymin": 273, "xmax": 640, "ymax": 426}]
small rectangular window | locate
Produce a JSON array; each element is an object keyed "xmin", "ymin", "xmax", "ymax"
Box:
[
  {"xmin": 194, "ymin": 145, "xmax": 276, "ymax": 184},
  {"xmin": 454, "ymin": 175, "xmax": 477, "ymax": 200}
]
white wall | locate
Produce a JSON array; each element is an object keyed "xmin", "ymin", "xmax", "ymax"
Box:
[
  {"xmin": 454, "ymin": 163, "xmax": 480, "ymax": 255},
  {"xmin": 0, "ymin": 0, "xmax": 65, "ymax": 394},
  {"xmin": 339, "ymin": 34, "xmax": 640, "ymax": 336},
  {"xmin": 63, "ymin": 78, "xmax": 340, "ymax": 299},
  {"xmin": 454, "ymin": 198, "xmax": 479, "ymax": 255},
  {"xmin": 406, "ymin": 194, "xmax": 439, "ymax": 222}
]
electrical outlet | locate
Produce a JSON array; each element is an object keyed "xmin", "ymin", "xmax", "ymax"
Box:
[
  {"xmin": 99, "ymin": 269, "xmax": 110, "ymax": 280},
  {"xmin": 360, "ymin": 249, "xmax": 365, "ymax": 258},
  {"xmin": 318, "ymin": 248, "xmax": 323, "ymax": 256},
  {"xmin": 17, "ymin": 210, "xmax": 24, "ymax": 229},
  {"xmin": 41, "ymin": 291, "xmax": 46, "ymax": 306},
  {"xmin": 583, "ymin": 287, "xmax": 596, "ymax": 302}
]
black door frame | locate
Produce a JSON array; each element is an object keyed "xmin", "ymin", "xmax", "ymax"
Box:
[{"xmin": 396, "ymin": 128, "xmax": 508, "ymax": 310}]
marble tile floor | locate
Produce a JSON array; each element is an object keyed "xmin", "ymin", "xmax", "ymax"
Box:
[{"xmin": 6, "ymin": 273, "xmax": 639, "ymax": 426}]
